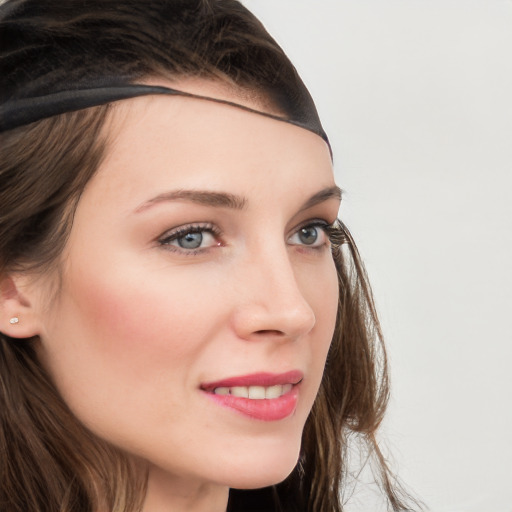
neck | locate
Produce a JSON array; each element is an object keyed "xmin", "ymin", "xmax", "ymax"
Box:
[{"xmin": 141, "ymin": 465, "xmax": 229, "ymax": 512}]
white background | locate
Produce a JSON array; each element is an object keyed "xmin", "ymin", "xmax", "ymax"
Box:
[{"xmin": 243, "ymin": 1, "xmax": 512, "ymax": 511}]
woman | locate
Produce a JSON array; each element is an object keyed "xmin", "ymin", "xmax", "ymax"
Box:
[{"xmin": 0, "ymin": 0, "xmax": 415, "ymax": 511}]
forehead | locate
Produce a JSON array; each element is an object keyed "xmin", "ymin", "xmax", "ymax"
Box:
[{"xmin": 88, "ymin": 84, "xmax": 334, "ymax": 213}]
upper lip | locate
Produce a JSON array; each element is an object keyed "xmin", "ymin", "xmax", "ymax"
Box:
[{"xmin": 200, "ymin": 370, "xmax": 304, "ymax": 392}]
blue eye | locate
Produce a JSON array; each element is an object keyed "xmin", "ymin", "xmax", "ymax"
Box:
[
  {"xmin": 288, "ymin": 223, "xmax": 328, "ymax": 248},
  {"xmin": 177, "ymin": 231, "xmax": 204, "ymax": 249},
  {"xmin": 297, "ymin": 226, "xmax": 320, "ymax": 245},
  {"xmin": 159, "ymin": 225, "xmax": 219, "ymax": 252}
]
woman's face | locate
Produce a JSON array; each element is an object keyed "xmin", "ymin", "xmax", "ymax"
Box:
[{"xmin": 34, "ymin": 82, "xmax": 340, "ymax": 496}]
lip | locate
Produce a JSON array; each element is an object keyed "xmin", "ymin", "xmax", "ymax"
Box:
[
  {"xmin": 200, "ymin": 370, "xmax": 303, "ymax": 391},
  {"xmin": 200, "ymin": 370, "xmax": 303, "ymax": 422}
]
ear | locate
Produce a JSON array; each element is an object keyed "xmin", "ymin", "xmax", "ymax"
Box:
[{"xmin": 0, "ymin": 273, "xmax": 42, "ymax": 339}]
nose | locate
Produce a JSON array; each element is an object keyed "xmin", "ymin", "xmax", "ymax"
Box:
[{"xmin": 230, "ymin": 246, "xmax": 316, "ymax": 341}]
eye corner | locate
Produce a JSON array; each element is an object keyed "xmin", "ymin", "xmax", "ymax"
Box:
[{"xmin": 324, "ymin": 219, "xmax": 347, "ymax": 248}]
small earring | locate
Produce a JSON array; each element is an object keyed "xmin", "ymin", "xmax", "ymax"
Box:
[{"xmin": 9, "ymin": 317, "xmax": 19, "ymax": 325}]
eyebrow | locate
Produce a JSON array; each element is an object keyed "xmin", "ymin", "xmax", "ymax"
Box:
[
  {"xmin": 134, "ymin": 189, "xmax": 247, "ymax": 213},
  {"xmin": 299, "ymin": 185, "xmax": 342, "ymax": 211},
  {"xmin": 134, "ymin": 185, "xmax": 342, "ymax": 214}
]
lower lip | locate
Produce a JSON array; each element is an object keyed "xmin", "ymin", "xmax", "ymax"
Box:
[{"xmin": 204, "ymin": 385, "xmax": 299, "ymax": 421}]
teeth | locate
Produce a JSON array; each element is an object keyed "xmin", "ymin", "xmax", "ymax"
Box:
[
  {"xmin": 213, "ymin": 384, "xmax": 293, "ymax": 399},
  {"xmin": 231, "ymin": 386, "xmax": 248, "ymax": 398},
  {"xmin": 248, "ymin": 386, "xmax": 266, "ymax": 399},
  {"xmin": 265, "ymin": 384, "xmax": 283, "ymax": 399},
  {"xmin": 282, "ymin": 383, "xmax": 293, "ymax": 394}
]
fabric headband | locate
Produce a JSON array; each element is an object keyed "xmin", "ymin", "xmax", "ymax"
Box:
[{"xmin": 0, "ymin": 84, "xmax": 330, "ymax": 148}]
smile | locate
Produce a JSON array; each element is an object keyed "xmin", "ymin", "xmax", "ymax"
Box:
[
  {"xmin": 213, "ymin": 383, "xmax": 293, "ymax": 399},
  {"xmin": 201, "ymin": 371, "xmax": 303, "ymax": 421}
]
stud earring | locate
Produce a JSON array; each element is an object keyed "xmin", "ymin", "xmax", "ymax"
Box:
[{"xmin": 9, "ymin": 317, "xmax": 19, "ymax": 324}]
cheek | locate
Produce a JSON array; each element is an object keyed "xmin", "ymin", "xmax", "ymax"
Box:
[
  {"xmin": 298, "ymin": 256, "xmax": 339, "ymax": 401},
  {"xmin": 308, "ymin": 256, "xmax": 339, "ymax": 342},
  {"xmin": 65, "ymin": 258, "xmax": 221, "ymax": 358},
  {"xmin": 41, "ymin": 258, "xmax": 223, "ymax": 431}
]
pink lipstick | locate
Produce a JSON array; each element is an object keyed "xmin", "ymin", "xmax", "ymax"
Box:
[{"xmin": 200, "ymin": 370, "xmax": 303, "ymax": 421}]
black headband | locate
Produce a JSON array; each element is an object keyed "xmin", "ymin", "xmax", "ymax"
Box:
[{"xmin": 0, "ymin": 84, "xmax": 330, "ymax": 147}]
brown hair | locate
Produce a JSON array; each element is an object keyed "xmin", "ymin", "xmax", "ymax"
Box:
[{"xmin": 0, "ymin": 1, "xmax": 417, "ymax": 510}]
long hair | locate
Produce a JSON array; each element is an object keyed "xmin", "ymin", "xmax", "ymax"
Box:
[{"xmin": 0, "ymin": 1, "xmax": 417, "ymax": 510}]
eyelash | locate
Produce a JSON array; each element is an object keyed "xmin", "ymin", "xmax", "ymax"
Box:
[
  {"xmin": 157, "ymin": 219, "xmax": 345, "ymax": 255},
  {"xmin": 158, "ymin": 223, "xmax": 222, "ymax": 255},
  {"xmin": 323, "ymin": 220, "xmax": 346, "ymax": 248}
]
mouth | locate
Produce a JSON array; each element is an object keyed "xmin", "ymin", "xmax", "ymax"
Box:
[
  {"xmin": 211, "ymin": 383, "xmax": 294, "ymax": 399},
  {"xmin": 200, "ymin": 370, "xmax": 303, "ymax": 422}
]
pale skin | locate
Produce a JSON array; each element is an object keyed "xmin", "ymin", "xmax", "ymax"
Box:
[{"xmin": 0, "ymin": 80, "xmax": 340, "ymax": 512}]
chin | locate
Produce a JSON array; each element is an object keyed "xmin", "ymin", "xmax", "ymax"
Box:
[
  {"xmin": 227, "ymin": 466, "xmax": 297, "ymax": 490},
  {"xmin": 220, "ymin": 440, "xmax": 302, "ymax": 490}
]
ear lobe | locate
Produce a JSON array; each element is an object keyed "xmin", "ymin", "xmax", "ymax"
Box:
[{"xmin": 0, "ymin": 274, "xmax": 42, "ymax": 339}]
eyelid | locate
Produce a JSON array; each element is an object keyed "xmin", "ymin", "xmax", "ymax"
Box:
[
  {"xmin": 288, "ymin": 218, "xmax": 346, "ymax": 248},
  {"xmin": 155, "ymin": 217, "xmax": 346, "ymax": 255},
  {"xmin": 287, "ymin": 219, "xmax": 331, "ymax": 247},
  {"xmin": 157, "ymin": 222, "xmax": 222, "ymax": 253}
]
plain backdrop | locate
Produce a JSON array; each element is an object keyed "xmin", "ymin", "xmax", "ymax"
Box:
[{"xmin": 243, "ymin": 1, "xmax": 512, "ymax": 511}]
